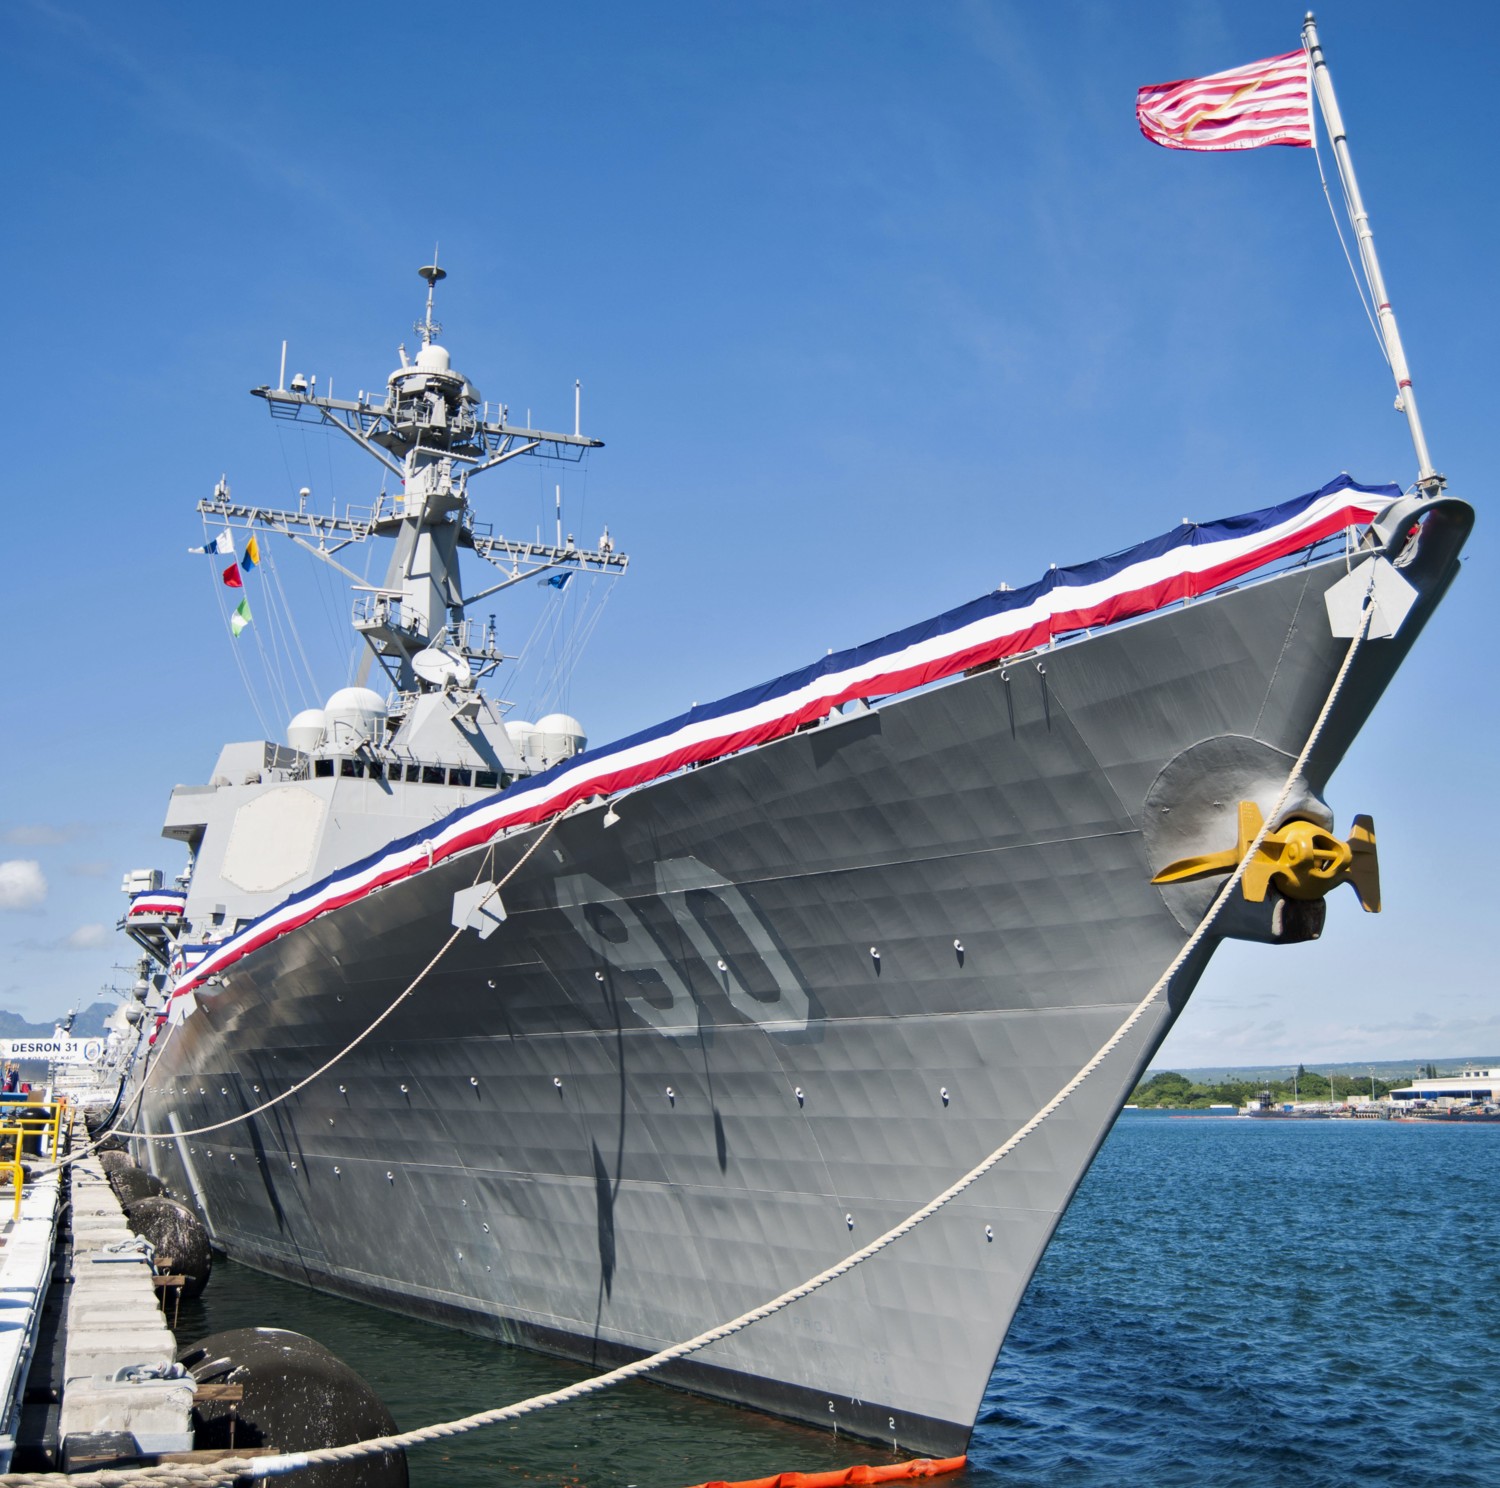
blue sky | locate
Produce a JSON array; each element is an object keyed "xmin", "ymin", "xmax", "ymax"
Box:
[{"xmin": 2, "ymin": 1, "xmax": 1494, "ymax": 1067}]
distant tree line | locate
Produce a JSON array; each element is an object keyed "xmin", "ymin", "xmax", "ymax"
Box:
[{"xmin": 1129, "ymin": 1069, "xmax": 1404, "ymax": 1108}]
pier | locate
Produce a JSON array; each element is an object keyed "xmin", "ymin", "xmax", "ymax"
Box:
[
  {"xmin": 0, "ymin": 1103, "xmax": 193, "ymax": 1472},
  {"xmin": 0, "ymin": 1134, "xmax": 61, "ymax": 1469},
  {"xmin": 53, "ymin": 1153, "xmax": 192, "ymax": 1469}
]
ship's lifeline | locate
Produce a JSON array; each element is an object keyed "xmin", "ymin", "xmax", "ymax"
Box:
[{"xmin": 165, "ymin": 473, "xmax": 1389, "ymax": 1007}]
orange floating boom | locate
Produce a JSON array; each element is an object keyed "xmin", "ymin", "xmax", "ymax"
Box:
[{"xmin": 686, "ymin": 1455, "xmax": 967, "ymax": 1488}]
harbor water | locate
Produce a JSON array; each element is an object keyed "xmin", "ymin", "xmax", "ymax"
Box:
[{"xmin": 174, "ymin": 1113, "xmax": 1500, "ymax": 1487}]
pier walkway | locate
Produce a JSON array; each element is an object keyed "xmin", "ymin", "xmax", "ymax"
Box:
[
  {"xmin": 0, "ymin": 1105, "xmax": 193, "ymax": 1471},
  {"xmin": 0, "ymin": 1162, "xmax": 61, "ymax": 1470}
]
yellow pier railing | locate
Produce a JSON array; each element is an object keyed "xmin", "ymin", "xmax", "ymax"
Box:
[{"xmin": 0, "ymin": 1096, "xmax": 72, "ymax": 1218}]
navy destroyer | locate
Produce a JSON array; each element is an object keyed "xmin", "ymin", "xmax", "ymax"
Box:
[{"xmin": 116, "ymin": 19, "xmax": 1472, "ymax": 1458}]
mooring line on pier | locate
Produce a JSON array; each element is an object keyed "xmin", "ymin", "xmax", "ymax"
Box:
[
  {"xmin": 1, "ymin": 597, "xmax": 1377, "ymax": 1487},
  {"xmin": 38, "ymin": 810, "xmax": 568, "ymax": 1177}
]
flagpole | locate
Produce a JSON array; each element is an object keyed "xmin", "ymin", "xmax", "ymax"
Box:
[{"xmin": 1302, "ymin": 12, "xmax": 1442, "ymax": 496}]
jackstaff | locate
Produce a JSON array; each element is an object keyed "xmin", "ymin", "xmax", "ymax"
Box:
[
  {"xmin": 1136, "ymin": 14, "xmax": 1443, "ymax": 496},
  {"xmin": 1302, "ymin": 11, "xmax": 1442, "ymax": 494}
]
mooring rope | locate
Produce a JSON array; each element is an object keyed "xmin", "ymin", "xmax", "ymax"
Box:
[
  {"xmin": 114, "ymin": 814, "xmax": 560, "ymax": 1144},
  {"xmin": 2, "ymin": 594, "xmax": 1376, "ymax": 1487},
  {"xmin": 39, "ymin": 811, "xmax": 566, "ymax": 1176},
  {"xmin": 41, "ymin": 1015, "xmax": 185, "ymax": 1178}
]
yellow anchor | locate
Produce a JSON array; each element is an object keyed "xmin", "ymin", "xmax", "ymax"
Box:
[{"xmin": 1151, "ymin": 801, "xmax": 1380, "ymax": 912}]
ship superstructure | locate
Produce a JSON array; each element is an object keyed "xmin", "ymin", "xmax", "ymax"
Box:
[{"xmin": 127, "ymin": 264, "xmax": 626, "ymax": 958}]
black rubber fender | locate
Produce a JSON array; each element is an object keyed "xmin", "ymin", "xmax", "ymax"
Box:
[
  {"xmin": 178, "ymin": 1327, "xmax": 407, "ymax": 1488},
  {"xmin": 123, "ymin": 1195, "xmax": 213, "ymax": 1298},
  {"xmin": 109, "ymin": 1164, "xmax": 165, "ymax": 1205}
]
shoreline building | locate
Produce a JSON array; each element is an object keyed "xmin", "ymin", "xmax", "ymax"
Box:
[{"xmin": 1388, "ymin": 1067, "xmax": 1500, "ymax": 1106}]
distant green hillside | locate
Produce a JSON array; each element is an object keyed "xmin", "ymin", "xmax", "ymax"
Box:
[
  {"xmin": 1148, "ymin": 1059, "xmax": 1496, "ymax": 1085},
  {"xmin": 0, "ymin": 1001, "xmax": 115, "ymax": 1040},
  {"xmin": 1130, "ymin": 1058, "xmax": 1500, "ymax": 1110},
  {"xmin": 1134, "ymin": 1069, "xmax": 1379, "ymax": 1108}
]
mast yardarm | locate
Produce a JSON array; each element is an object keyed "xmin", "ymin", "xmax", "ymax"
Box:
[{"xmin": 204, "ymin": 265, "xmax": 627, "ymax": 696}]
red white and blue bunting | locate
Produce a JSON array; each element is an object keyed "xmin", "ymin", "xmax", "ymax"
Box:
[
  {"xmin": 127, "ymin": 890, "xmax": 188, "ymax": 919},
  {"xmin": 170, "ymin": 475, "xmax": 1393, "ymax": 1001}
]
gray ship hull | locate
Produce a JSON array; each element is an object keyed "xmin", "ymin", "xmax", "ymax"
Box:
[{"xmin": 136, "ymin": 503, "xmax": 1469, "ymax": 1455}]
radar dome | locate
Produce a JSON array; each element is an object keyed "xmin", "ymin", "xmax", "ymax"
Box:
[
  {"xmin": 533, "ymin": 713, "xmax": 587, "ymax": 767},
  {"xmin": 505, "ymin": 719, "xmax": 539, "ymax": 766},
  {"xmin": 324, "ymin": 687, "xmax": 387, "ymax": 750},
  {"xmin": 415, "ymin": 344, "xmax": 451, "ymax": 373},
  {"xmin": 287, "ymin": 708, "xmax": 327, "ymax": 755}
]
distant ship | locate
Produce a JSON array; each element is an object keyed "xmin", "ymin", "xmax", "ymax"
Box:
[{"xmin": 116, "ymin": 23, "xmax": 1472, "ymax": 1457}]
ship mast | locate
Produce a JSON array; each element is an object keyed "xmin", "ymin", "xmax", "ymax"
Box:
[
  {"xmin": 203, "ymin": 264, "xmax": 627, "ymax": 695},
  {"xmin": 1303, "ymin": 13, "xmax": 1443, "ymax": 497}
]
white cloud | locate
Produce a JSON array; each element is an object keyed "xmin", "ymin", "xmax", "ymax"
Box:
[
  {"xmin": 1158, "ymin": 1004, "xmax": 1500, "ymax": 1069},
  {"xmin": 0, "ymin": 860, "xmax": 47, "ymax": 911},
  {"xmin": 69, "ymin": 861, "xmax": 113, "ymax": 880},
  {"xmin": 64, "ymin": 923, "xmax": 109, "ymax": 949}
]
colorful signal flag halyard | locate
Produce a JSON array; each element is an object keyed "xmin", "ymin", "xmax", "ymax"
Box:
[
  {"xmin": 190, "ymin": 530, "xmax": 235, "ymax": 556},
  {"xmin": 1136, "ymin": 49, "xmax": 1312, "ymax": 152},
  {"xmin": 191, "ymin": 528, "xmax": 259, "ymax": 633}
]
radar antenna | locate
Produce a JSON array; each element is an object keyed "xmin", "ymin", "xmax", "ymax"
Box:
[
  {"xmin": 416, "ymin": 255, "xmax": 446, "ymax": 346},
  {"xmin": 233, "ymin": 260, "xmax": 624, "ymax": 697}
]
